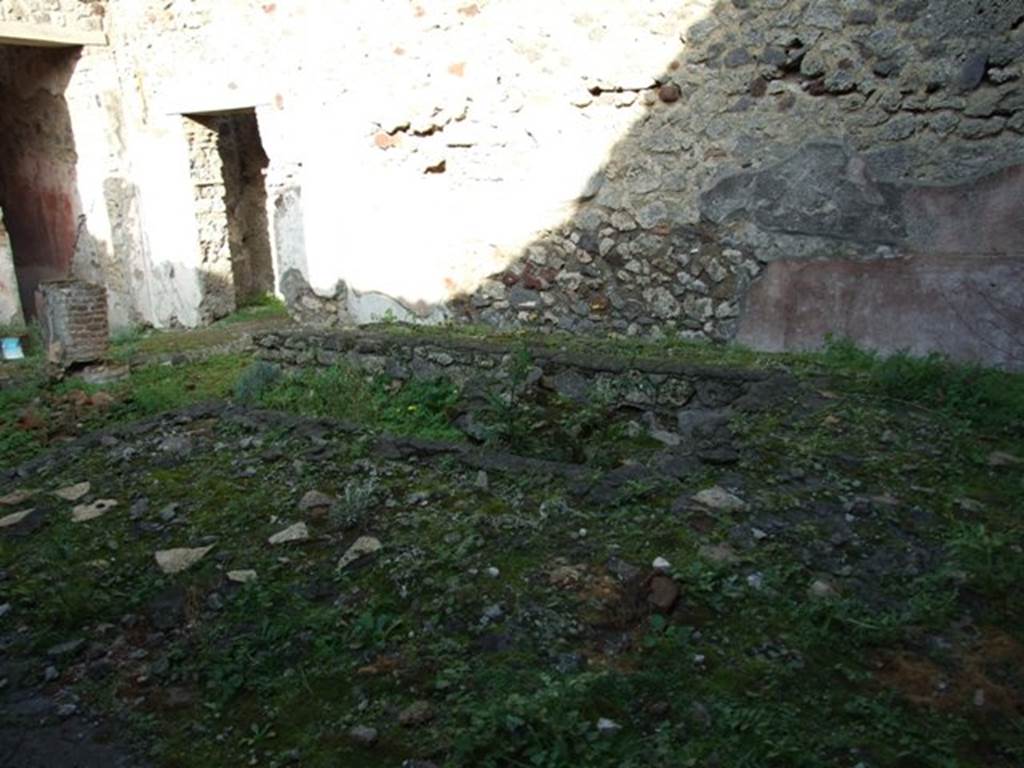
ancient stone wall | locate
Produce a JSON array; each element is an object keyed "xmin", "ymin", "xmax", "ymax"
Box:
[
  {"xmin": 0, "ymin": 44, "xmax": 80, "ymax": 317},
  {"xmin": 184, "ymin": 116, "xmax": 236, "ymax": 322},
  {"xmin": 433, "ymin": 1, "xmax": 1024, "ymax": 367},
  {"xmin": 3, "ymin": 0, "xmax": 1019, "ymax": 366},
  {"xmin": 296, "ymin": 0, "xmax": 1023, "ymax": 366},
  {"xmin": 253, "ymin": 323, "xmax": 782, "ymax": 450}
]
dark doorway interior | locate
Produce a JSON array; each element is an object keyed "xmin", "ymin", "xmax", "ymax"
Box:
[
  {"xmin": 219, "ymin": 111, "xmax": 274, "ymax": 306},
  {"xmin": 184, "ymin": 109, "xmax": 273, "ymax": 320},
  {"xmin": 0, "ymin": 45, "xmax": 81, "ymax": 319}
]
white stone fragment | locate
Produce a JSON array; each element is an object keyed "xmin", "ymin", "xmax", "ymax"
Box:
[
  {"xmin": 71, "ymin": 499, "xmax": 118, "ymax": 523},
  {"xmin": 0, "ymin": 509, "xmax": 32, "ymax": 528},
  {"xmin": 692, "ymin": 486, "xmax": 748, "ymax": 513},
  {"xmin": 155, "ymin": 546, "xmax": 214, "ymax": 574},
  {"xmin": 337, "ymin": 536, "xmax": 382, "ymax": 570},
  {"xmin": 54, "ymin": 482, "xmax": 91, "ymax": 502},
  {"xmin": 268, "ymin": 522, "xmax": 310, "ymax": 545}
]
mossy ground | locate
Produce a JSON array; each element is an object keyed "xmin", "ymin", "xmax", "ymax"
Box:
[{"xmin": 0, "ymin": 324, "xmax": 1022, "ymax": 767}]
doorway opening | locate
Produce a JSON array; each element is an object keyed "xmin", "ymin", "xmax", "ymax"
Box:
[
  {"xmin": 184, "ymin": 109, "xmax": 274, "ymax": 322},
  {"xmin": 0, "ymin": 44, "xmax": 81, "ymax": 322}
]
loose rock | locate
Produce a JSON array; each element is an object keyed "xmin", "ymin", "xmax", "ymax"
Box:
[
  {"xmin": 0, "ymin": 509, "xmax": 33, "ymax": 528},
  {"xmin": 0, "ymin": 489, "xmax": 33, "ymax": 506},
  {"xmin": 155, "ymin": 546, "xmax": 214, "ymax": 574},
  {"xmin": 54, "ymin": 482, "xmax": 91, "ymax": 501},
  {"xmin": 808, "ymin": 579, "xmax": 840, "ymax": 600},
  {"xmin": 692, "ymin": 486, "xmax": 748, "ymax": 513},
  {"xmin": 71, "ymin": 499, "xmax": 118, "ymax": 523},
  {"xmin": 987, "ymin": 451, "xmax": 1022, "ymax": 468},
  {"xmin": 698, "ymin": 543, "xmax": 739, "ymax": 565},
  {"xmin": 398, "ymin": 700, "xmax": 435, "ymax": 727},
  {"xmin": 349, "ymin": 725, "xmax": 379, "ymax": 746},
  {"xmin": 338, "ymin": 536, "xmax": 383, "ymax": 570},
  {"xmin": 268, "ymin": 522, "xmax": 310, "ymax": 545},
  {"xmin": 227, "ymin": 570, "xmax": 258, "ymax": 584},
  {"xmin": 652, "ymin": 556, "xmax": 672, "ymax": 573},
  {"xmin": 298, "ymin": 490, "xmax": 334, "ymax": 512},
  {"xmin": 648, "ymin": 575, "xmax": 680, "ymax": 613}
]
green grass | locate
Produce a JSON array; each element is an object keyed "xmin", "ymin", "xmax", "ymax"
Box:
[
  {"xmin": 0, "ymin": 354, "xmax": 248, "ymax": 467},
  {"xmin": 2, "ymin": 326, "xmax": 1024, "ymax": 767},
  {"xmin": 256, "ymin": 362, "xmax": 462, "ymax": 440}
]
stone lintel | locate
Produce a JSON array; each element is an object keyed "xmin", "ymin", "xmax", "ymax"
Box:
[{"xmin": 0, "ymin": 21, "xmax": 107, "ymax": 48}]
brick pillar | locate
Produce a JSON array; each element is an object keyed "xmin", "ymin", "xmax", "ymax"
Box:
[{"xmin": 35, "ymin": 280, "xmax": 109, "ymax": 366}]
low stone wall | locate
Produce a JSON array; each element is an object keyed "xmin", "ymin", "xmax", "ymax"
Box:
[{"xmin": 253, "ymin": 328, "xmax": 788, "ymax": 415}]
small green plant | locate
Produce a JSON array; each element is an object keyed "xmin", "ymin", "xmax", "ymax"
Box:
[
  {"xmin": 947, "ymin": 522, "xmax": 1024, "ymax": 613},
  {"xmin": 234, "ymin": 361, "xmax": 283, "ymax": 403},
  {"xmin": 349, "ymin": 609, "xmax": 403, "ymax": 649},
  {"xmin": 329, "ymin": 476, "xmax": 378, "ymax": 528}
]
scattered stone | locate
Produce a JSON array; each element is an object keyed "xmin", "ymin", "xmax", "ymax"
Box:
[
  {"xmin": 227, "ymin": 570, "xmax": 258, "ymax": 584},
  {"xmin": 658, "ymin": 83, "xmax": 682, "ymax": 103},
  {"xmin": 158, "ymin": 503, "xmax": 180, "ymax": 523},
  {"xmin": 71, "ymin": 499, "xmax": 118, "ymax": 523},
  {"xmin": 955, "ymin": 497, "xmax": 985, "ymax": 513},
  {"xmin": 481, "ymin": 604, "xmax": 504, "ymax": 624},
  {"xmin": 0, "ymin": 603, "xmax": 9, "ymax": 618},
  {"xmin": 164, "ymin": 687, "xmax": 195, "ymax": 709},
  {"xmin": 692, "ymin": 486, "xmax": 748, "ymax": 513},
  {"xmin": 398, "ymin": 700, "xmax": 435, "ymax": 727},
  {"xmin": 751, "ymin": 527, "xmax": 769, "ymax": 541},
  {"xmin": 607, "ymin": 556, "xmax": 641, "ymax": 583},
  {"xmin": 0, "ymin": 509, "xmax": 33, "ymax": 528},
  {"xmin": 43, "ymin": 665, "xmax": 59, "ymax": 682},
  {"xmin": 474, "ymin": 470, "xmax": 490, "ymax": 490},
  {"xmin": 129, "ymin": 498, "xmax": 149, "ymax": 520},
  {"xmin": 485, "ymin": 566, "xmax": 500, "ymax": 578},
  {"xmin": 56, "ymin": 703, "xmax": 78, "ymax": 719},
  {"xmin": 596, "ymin": 717, "xmax": 622, "ymax": 735},
  {"xmin": 158, "ymin": 435, "xmax": 192, "ymax": 456},
  {"xmin": 987, "ymin": 451, "xmax": 1022, "ymax": 468},
  {"xmin": 652, "ymin": 556, "xmax": 672, "ymax": 574},
  {"xmin": 698, "ymin": 543, "xmax": 739, "ymax": 565},
  {"xmin": 54, "ymin": 482, "xmax": 91, "ymax": 501},
  {"xmin": 746, "ymin": 572, "xmax": 765, "ymax": 590},
  {"xmin": 349, "ymin": 725, "xmax": 379, "ymax": 746},
  {"xmin": 47, "ymin": 638, "xmax": 85, "ymax": 659},
  {"xmin": 338, "ymin": 536, "xmax": 383, "ymax": 570},
  {"xmin": 298, "ymin": 490, "xmax": 334, "ymax": 512},
  {"xmin": 808, "ymin": 579, "xmax": 840, "ymax": 601},
  {"xmin": 155, "ymin": 546, "xmax": 214, "ymax": 574},
  {"xmin": 648, "ymin": 575, "xmax": 680, "ymax": 613},
  {"xmin": 268, "ymin": 522, "xmax": 310, "ymax": 545},
  {"xmin": 554, "ymin": 652, "xmax": 588, "ymax": 674},
  {"xmin": 0, "ymin": 489, "xmax": 33, "ymax": 506}
]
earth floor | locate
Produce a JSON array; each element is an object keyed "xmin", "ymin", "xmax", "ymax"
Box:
[{"xmin": 0, "ymin": 326, "xmax": 1022, "ymax": 768}]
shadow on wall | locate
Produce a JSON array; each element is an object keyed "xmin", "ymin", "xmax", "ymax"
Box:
[
  {"xmin": 0, "ymin": 44, "xmax": 131, "ymax": 327},
  {"xmin": 309, "ymin": 0, "xmax": 1024, "ymax": 369}
]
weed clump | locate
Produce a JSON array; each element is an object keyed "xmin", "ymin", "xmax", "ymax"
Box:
[{"xmin": 234, "ymin": 361, "xmax": 283, "ymax": 403}]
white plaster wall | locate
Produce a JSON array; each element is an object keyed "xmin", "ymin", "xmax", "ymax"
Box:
[
  {"xmin": 0, "ymin": 208, "xmax": 21, "ymax": 326},
  {"xmin": 300, "ymin": 0, "xmax": 711, "ymax": 322},
  {"xmin": 82, "ymin": 0, "xmax": 713, "ymax": 327},
  {"xmin": 101, "ymin": 0, "xmax": 305, "ymax": 327}
]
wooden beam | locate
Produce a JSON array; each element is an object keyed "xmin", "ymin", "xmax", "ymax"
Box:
[{"xmin": 0, "ymin": 20, "xmax": 107, "ymax": 48}]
